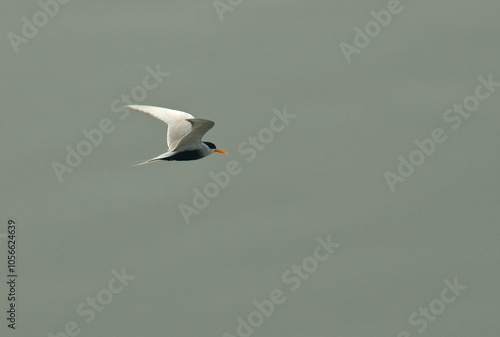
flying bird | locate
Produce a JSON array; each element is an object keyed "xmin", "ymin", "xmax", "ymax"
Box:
[{"xmin": 126, "ymin": 105, "xmax": 227, "ymax": 165}]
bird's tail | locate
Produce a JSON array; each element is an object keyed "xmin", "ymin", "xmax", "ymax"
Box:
[
  {"xmin": 133, "ymin": 158, "xmax": 159, "ymax": 166},
  {"xmin": 133, "ymin": 151, "xmax": 173, "ymax": 166}
]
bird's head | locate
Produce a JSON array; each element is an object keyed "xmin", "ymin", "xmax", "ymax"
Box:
[{"xmin": 204, "ymin": 142, "xmax": 228, "ymax": 155}]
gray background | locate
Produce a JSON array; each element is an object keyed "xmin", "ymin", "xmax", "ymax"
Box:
[{"xmin": 1, "ymin": 1, "xmax": 499, "ymax": 336}]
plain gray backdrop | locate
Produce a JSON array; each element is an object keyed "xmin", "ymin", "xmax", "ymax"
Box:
[{"xmin": 1, "ymin": 1, "xmax": 499, "ymax": 336}]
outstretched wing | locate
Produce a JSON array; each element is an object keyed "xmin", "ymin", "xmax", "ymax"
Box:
[
  {"xmin": 173, "ymin": 119, "xmax": 215, "ymax": 151},
  {"xmin": 126, "ymin": 105, "xmax": 195, "ymax": 150}
]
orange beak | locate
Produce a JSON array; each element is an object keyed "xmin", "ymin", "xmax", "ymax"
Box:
[{"xmin": 215, "ymin": 149, "xmax": 228, "ymax": 154}]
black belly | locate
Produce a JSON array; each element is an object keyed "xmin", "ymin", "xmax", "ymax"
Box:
[{"xmin": 163, "ymin": 149, "xmax": 205, "ymax": 161}]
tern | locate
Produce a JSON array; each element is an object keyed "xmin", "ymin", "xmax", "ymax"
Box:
[{"xmin": 126, "ymin": 105, "xmax": 227, "ymax": 165}]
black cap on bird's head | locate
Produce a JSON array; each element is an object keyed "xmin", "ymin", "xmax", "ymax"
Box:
[
  {"xmin": 204, "ymin": 142, "xmax": 216, "ymax": 149},
  {"xmin": 203, "ymin": 142, "xmax": 227, "ymax": 154}
]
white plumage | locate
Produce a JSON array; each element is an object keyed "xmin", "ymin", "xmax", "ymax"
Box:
[{"xmin": 126, "ymin": 105, "xmax": 227, "ymax": 165}]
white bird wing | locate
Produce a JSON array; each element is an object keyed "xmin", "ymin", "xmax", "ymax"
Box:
[
  {"xmin": 126, "ymin": 105, "xmax": 195, "ymax": 150},
  {"xmin": 173, "ymin": 119, "xmax": 215, "ymax": 151}
]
